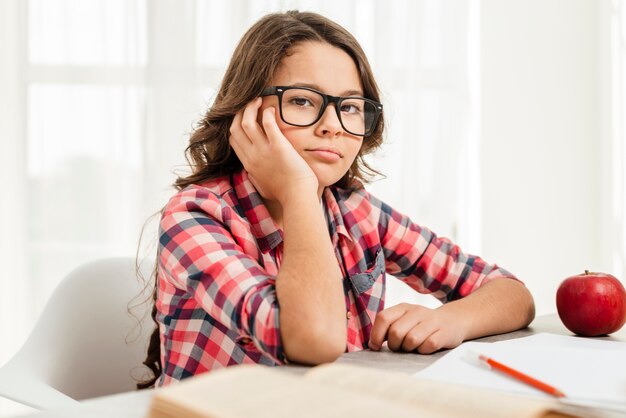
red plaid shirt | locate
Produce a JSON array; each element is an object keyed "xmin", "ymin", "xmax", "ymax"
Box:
[{"xmin": 156, "ymin": 169, "xmax": 517, "ymax": 385}]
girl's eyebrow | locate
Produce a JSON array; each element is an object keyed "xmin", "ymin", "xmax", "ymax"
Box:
[{"xmin": 290, "ymin": 82, "xmax": 364, "ymax": 97}]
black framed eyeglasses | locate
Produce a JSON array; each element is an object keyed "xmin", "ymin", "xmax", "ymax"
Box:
[{"xmin": 260, "ymin": 86, "xmax": 383, "ymax": 137}]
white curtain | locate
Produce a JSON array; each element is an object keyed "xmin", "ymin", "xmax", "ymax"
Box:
[{"xmin": 0, "ymin": 0, "xmax": 480, "ymax": 370}]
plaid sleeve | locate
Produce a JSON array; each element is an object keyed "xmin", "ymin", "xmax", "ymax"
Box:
[
  {"xmin": 158, "ymin": 190, "xmax": 285, "ymax": 363},
  {"xmin": 370, "ymin": 194, "xmax": 519, "ymax": 303}
]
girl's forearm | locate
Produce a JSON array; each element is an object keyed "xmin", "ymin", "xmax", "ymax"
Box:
[
  {"xmin": 438, "ymin": 278, "xmax": 535, "ymax": 340},
  {"xmin": 276, "ymin": 192, "xmax": 347, "ymax": 365}
]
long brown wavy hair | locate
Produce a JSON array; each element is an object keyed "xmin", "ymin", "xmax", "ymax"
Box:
[{"xmin": 138, "ymin": 10, "xmax": 386, "ymax": 389}]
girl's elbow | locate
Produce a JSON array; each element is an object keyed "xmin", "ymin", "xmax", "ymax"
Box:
[
  {"xmin": 511, "ymin": 281, "xmax": 535, "ymax": 327},
  {"xmin": 283, "ymin": 326, "xmax": 346, "ymax": 365},
  {"xmin": 306, "ymin": 340, "xmax": 345, "ymax": 365},
  {"xmin": 523, "ymin": 289, "xmax": 536, "ymax": 326}
]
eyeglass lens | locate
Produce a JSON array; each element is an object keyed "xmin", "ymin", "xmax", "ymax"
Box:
[{"xmin": 280, "ymin": 88, "xmax": 377, "ymax": 135}]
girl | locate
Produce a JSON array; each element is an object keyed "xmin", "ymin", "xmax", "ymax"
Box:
[{"xmin": 140, "ymin": 10, "xmax": 535, "ymax": 388}]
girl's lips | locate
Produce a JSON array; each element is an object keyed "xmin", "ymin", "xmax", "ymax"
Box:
[{"xmin": 307, "ymin": 148, "xmax": 342, "ymax": 162}]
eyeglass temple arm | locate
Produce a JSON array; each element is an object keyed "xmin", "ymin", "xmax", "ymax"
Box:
[{"xmin": 260, "ymin": 87, "xmax": 280, "ymax": 96}]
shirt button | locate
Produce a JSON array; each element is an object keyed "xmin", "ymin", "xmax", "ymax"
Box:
[
  {"xmin": 238, "ymin": 337, "xmax": 252, "ymax": 344},
  {"xmin": 346, "ymin": 312, "xmax": 352, "ymax": 319}
]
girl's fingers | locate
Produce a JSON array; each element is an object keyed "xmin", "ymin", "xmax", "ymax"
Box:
[
  {"xmin": 261, "ymin": 106, "xmax": 283, "ymax": 144},
  {"xmin": 385, "ymin": 310, "xmax": 426, "ymax": 352},
  {"xmin": 229, "ymin": 112, "xmax": 245, "ymax": 151},
  {"xmin": 229, "ymin": 110, "xmax": 250, "ymax": 144},
  {"xmin": 240, "ymin": 97, "xmax": 266, "ymax": 143},
  {"xmin": 415, "ymin": 328, "xmax": 446, "ymax": 354},
  {"xmin": 401, "ymin": 322, "xmax": 438, "ymax": 353},
  {"xmin": 368, "ymin": 304, "xmax": 408, "ymax": 350},
  {"xmin": 229, "ymin": 132, "xmax": 248, "ymax": 163}
]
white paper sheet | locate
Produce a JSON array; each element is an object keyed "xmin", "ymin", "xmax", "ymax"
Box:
[{"xmin": 414, "ymin": 333, "xmax": 626, "ymax": 408}]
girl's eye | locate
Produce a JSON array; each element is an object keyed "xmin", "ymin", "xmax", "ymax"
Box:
[
  {"xmin": 341, "ymin": 103, "xmax": 362, "ymax": 113},
  {"xmin": 290, "ymin": 97, "xmax": 313, "ymax": 107}
]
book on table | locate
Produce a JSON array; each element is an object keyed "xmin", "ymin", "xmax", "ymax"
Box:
[{"xmin": 146, "ymin": 363, "xmax": 604, "ymax": 418}]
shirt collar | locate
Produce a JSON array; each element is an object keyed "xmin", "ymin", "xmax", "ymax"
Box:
[
  {"xmin": 232, "ymin": 170, "xmax": 283, "ymax": 252},
  {"xmin": 323, "ymin": 187, "xmax": 354, "ymax": 244}
]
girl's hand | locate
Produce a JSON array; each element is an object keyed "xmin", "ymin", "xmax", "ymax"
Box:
[
  {"xmin": 368, "ymin": 303, "xmax": 470, "ymax": 354},
  {"xmin": 229, "ymin": 97, "xmax": 318, "ymax": 203}
]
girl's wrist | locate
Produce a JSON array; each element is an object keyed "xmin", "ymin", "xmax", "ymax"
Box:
[
  {"xmin": 276, "ymin": 180, "xmax": 319, "ymax": 206},
  {"xmin": 436, "ymin": 302, "xmax": 475, "ymax": 341},
  {"xmin": 279, "ymin": 189, "xmax": 320, "ymax": 212}
]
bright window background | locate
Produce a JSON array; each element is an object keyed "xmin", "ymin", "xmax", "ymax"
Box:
[
  {"xmin": 28, "ymin": 0, "xmax": 147, "ymax": 66},
  {"xmin": 1, "ymin": 0, "xmax": 479, "ymax": 367},
  {"xmin": 1, "ymin": 1, "xmax": 624, "ymax": 415},
  {"xmin": 22, "ymin": 1, "xmax": 151, "ymax": 314}
]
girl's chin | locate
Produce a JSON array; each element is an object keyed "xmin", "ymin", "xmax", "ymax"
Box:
[
  {"xmin": 313, "ymin": 172, "xmax": 344, "ymax": 189},
  {"xmin": 306, "ymin": 160, "xmax": 349, "ymax": 190}
]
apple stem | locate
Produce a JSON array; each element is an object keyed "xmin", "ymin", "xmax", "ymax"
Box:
[{"xmin": 585, "ymin": 270, "xmax": 590, "ymax": 275}]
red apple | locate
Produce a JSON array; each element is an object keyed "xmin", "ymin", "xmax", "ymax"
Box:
[{"xmin": 556, "ymin": 271, "xmax": 626, "ymax": 336}]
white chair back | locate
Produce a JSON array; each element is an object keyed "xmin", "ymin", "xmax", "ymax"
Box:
[{"xmin": 0, "ymin": 257, "xmax": 154, "ymax": 409}]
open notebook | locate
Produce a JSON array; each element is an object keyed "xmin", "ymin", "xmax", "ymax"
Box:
[{"xmin": 415, "ymin": 333, "xmax": 626, "ymax": 415}]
